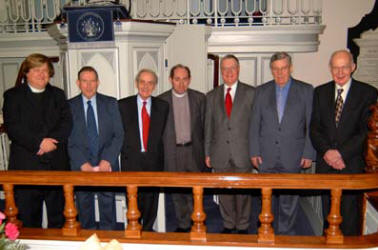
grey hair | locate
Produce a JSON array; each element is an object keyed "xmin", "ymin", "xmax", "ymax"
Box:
[
  {"xmin": 221, "ymin": 54, "xmax": 240, "ymax": 67},
  {"xmin": 270, "ymin": 52, "xmax": 292, "ymax": 67},
  {"xmin": 135, "ymin": 68, "xmax": 158, "ymax": 84}
]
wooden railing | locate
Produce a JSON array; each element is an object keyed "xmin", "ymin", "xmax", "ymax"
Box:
[{"xmin": 0, "ymin": 170, "xmax": 377, "ymax": 248}]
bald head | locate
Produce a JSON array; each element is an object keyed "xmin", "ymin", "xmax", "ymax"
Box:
[
  {"xmin": 329, "ymin": 50, "xmax": 354, "ymax": 67},
  {"xmin": 329, "ymin": 50, "xmax": 356, "ymax": 86}
]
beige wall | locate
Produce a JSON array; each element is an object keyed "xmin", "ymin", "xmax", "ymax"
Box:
[{"xmin": 292, "ymin": 0, "xmax": 375, "ymax": 86}]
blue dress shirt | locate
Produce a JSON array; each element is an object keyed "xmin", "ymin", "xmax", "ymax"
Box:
[{"xmin": 275, "ymin": 78, "xmax": 292, "ymax": 123}]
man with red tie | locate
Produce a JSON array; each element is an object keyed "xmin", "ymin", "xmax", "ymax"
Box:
[
  {"xmin": 118, "ymin": 69, "xmax": 169, "ymax": 231},
  {"xmin": 205, "ymin": 55, "xmax": 255, "ymax": 234}
]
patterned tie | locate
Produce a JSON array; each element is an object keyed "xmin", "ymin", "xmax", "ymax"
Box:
[
  {"xmin": 142, "ymin": 101, "xmax": 150, "ymax": 151},
  {"xmin": 225, "ymin": 87, "xmax": 232, "ymax": 118},
  {"xmin": 335, "ymin": 88, "xmax": 344, "ymax": 127},
  {"xmin": 87, "ymin": 100, "xmax": 99, "ymax": 164}
]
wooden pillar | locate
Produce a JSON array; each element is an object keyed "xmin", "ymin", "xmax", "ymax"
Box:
[
  {"xmin": 62, "ymin": 184, "xmax": 80, "ymax": 236},
  {"xmin": 125, "ymin": 185, "xmax": 141, "ymax": 238},
  {"xmin": 325, "ymin": 188, "xmax": 343, "ymax": 244},
  {"xmin": 258, "ymin": 187, "xmax": 274, "ymax": 243},
  {"xmin": 190, "ymin": 186, "xmax": 207, "ymax": 241},
  {"xmin": 365, "ymin": 103, "xmax": 378, "ymax": 173},
  {"xmin": 3, "ymin": 184, "xmax": 21, "ymax": 228}
]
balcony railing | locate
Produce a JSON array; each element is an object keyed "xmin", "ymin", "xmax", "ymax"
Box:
[
  {"xmin": 0, "ymin": 0, "xmax": 322, "ymax": 33},
  {"xmin": 0, "ymin": 170, "xmax": 377, "ymax": 248},
  {"xmin": 132, "ymin": 0, "xmax": 322, "ymax": 27}
]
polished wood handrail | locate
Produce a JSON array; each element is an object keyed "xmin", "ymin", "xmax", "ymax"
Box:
[
  {"xmin": 1, "ymin": 170, "xmax": 377, "ymax": 248},
  {"xmin": 1, "ymin": 171, "xmax": 377, "ymax": 189}
]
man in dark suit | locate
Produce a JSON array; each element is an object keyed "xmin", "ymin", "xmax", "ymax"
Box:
[
  {"xmin": 158, "ymin": 64, "xmax": 206, "ymax": 232},
  {"xmin": 249, "ymin": 52, "xmax": 314, "ymax": 235},
  {"xmin": 119, "ymin": 69, "xmax": 169, "ymax": 231},
  {"xmin": 310, "ymin": 50, "xmax": 377, "ymax": 235},
  {"xmin": 205, "ymin": 55, "xmax": 255, "ymax": 234},
  {"xmin": 68, "ymin": 66, "xmax": 124, "ymax": 230},
  {"xmin": 3, "ymin": 53, "xmax": 72, "ymax": 228}
]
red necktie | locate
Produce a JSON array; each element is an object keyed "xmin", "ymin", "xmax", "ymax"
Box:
[
  {"xmin": 142, "ymin": 101, "xmax": 150, "ymax": 151},
  {"xmin": 225, "ymin": 87, "xmax": 232, "ymax": 118}
]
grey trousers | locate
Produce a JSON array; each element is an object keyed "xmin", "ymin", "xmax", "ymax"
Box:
[
  {"xmin": 261, "ymin": 162, "xmax": 300, "ymax": 235},
  {"xmin": 216, "ymin": 159, "xmax": 251, "ymax": 230}
]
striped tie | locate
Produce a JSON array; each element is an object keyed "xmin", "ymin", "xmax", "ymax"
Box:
[{"xmin": 335, "ymin": 88, "xmax": 344, "ymax": 127}]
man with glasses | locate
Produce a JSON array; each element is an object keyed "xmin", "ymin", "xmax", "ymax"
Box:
[
  {"xmin": 205, "ymin": 54, "xmax": 255, "ymax": 234},
  {"xmin": 310, "ymin": 50, "xmax": 377, "ymax": 235}
]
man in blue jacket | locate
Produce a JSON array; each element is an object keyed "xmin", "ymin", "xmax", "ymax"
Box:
[{"xmin": 68, "ymin": 66, "xmax": 124, "ymax": 230}]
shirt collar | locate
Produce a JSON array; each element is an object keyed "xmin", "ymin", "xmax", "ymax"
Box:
[
  {"xmin": 172, "ymin": 89, "xmax": 188, "ymax": 98},
  {"xmin": 335, "ymin": 78, "xmax": 352, "ymax": 92},
  {"xmin": 137, "ymin": 94, "xmax": 151, "ymax": 105},
  {"xmin": 275, "ymin": 78, "xmax": 292, "ymax": 91},
  {"xmin": 28, "ymin": 83, "xmax": 45, "ymax": 93},
  {"xmin": 82, "ymin": 94, "xmax": 97, "ymax": 104},
  {"xmin": 334, "ymin": 78, "xmax": 352, "ymax": 100},
  {"xmin": 224, "ymin": 81, "xmax": 238, "ymax": 92}
]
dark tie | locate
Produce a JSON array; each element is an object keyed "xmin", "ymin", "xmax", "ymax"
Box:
[
  {"xmin": 335, "ymin": 88, "xmax": 344, "ymax": 127},
  {"xmin": 87, "ymin": 100, "xmax": 99, "ymax": 164},
  {"xmin": 225, "ymin": 87, "xmax": 232, "ymax": 118},
  {"xmin": 142, "ymin": 101, "xmax": 150, "ymax": 151}
]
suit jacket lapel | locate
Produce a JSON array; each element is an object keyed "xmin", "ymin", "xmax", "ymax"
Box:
[
  {"xmin": 328, "ymin": 82, "xmax": 337, "ymax": 128},
  {"xmin": 73, "ymin": 95, "xmax": 88, "ymax": 143},
  {"xmin": 267, "ymin": 82, "xmax": 280, "ymax": 125},
  {"xmin": 148, "ymin": 97, "xmax": 159, "ymax": 151},
  {"xmin": 232, "ymin": 82, "xmax": 244, "ymax": 119},
  {"xmin": 280, "ymin": 80, "xmax": 296, "ymax": 125},
  {"xmin": 338, "ymin": 80, "xmax": 357, "ymax": 127},
  {"xmin": 130, "ymin": 96, "xmax": 142, "ymax": 150},
  {"xmin": 96, "ymin": 94, "xmax": 105, "ymax": 146},
  {"xmin": 188, "ymin": 90, "xmax": 195, "ymax": 135},
  {"xmin": 320, "ymin": 82, "xmax": 337, "ymax": 134},
  {"xmin": 217, "ymin": 85, "xmax": 227, "ymax": 119},
  {"xmin": 167, "ymin": 91, "xmax": 176, "ymax": 136}
]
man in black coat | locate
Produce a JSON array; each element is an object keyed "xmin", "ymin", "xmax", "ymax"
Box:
[
  {"xmin": 310, "ymin": 50, "xmax": 377, "ymax": 235},
  {"xmin": 118, "ymin": 69, "xmax": 168, "ymax": 231},
  {"xmin": 3, "ymin": 53, "xmax": 72, "ymax": 228}
]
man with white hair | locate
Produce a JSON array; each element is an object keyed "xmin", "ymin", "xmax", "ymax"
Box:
[{"xmin": 310, "ymin": 49, "xmax": 377, "ymax": 235}]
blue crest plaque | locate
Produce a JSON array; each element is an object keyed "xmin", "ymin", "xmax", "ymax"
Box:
[{"xmin": 63, "ymin": 5, "xmax": 129, "ymax": 43}]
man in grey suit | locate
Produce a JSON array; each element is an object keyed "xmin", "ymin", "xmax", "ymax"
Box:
[
  {"xmin": 68, "ymin": 66, "xmax": 124, "ymax": 229},
  {"xmin": 249, "ymin": 52, "xmax": 314, "ymax": 235},
  {"xmin": 205, "ymin": 54, "xmax": 255, "ymax": 234},
  {"xmin": 159, "ymin": 64, "xmax": 206, "ymax": 232}
]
